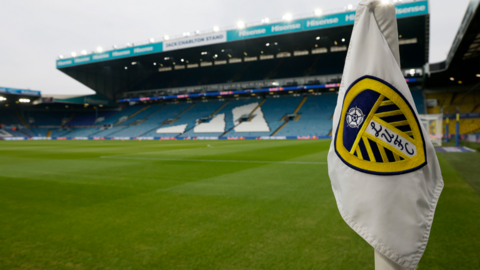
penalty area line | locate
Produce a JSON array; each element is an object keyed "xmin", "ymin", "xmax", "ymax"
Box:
[{"xmin": 100, "ymin": 156, "xmax": 327, "ymax": 164}]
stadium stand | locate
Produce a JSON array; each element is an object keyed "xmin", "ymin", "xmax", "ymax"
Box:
[
  {"xmin": 275, "ymin": 94, "xmax": 337, "ymax": 137},
  {"xmin": 221, "ymin": 96, "xmax": 303, "ymax": 137},
  {"xmin": 131, "ymin": 54, "xmax": 347, "ymax": 94},
  {"xmin": 135, "ymin": 103, "xmax": 193, "ymax": 137},
  {"xmin": 67, "ymin": 111, "xmax": 117, "ymax": 126},
  {"xmin": 24, "ymin": 110, "xmax": 68, "ymax": 126},
  {"xmin": 30, "ymin": 128, "xmax": 50, "ymax": 137},
  {"xmin": 3, "ymin": 128, "xmax": 27, "ymax": 137},
  {"xmin": 24, "ymin": 0, "xmax": 438, "ymax": 140},
  {"xmin": 425, "ymin": 91, "xmax": 480, "ymax": 135},
  {"xmin": 426, "ymin": 91, "xmax": 480, "ymax": 114},
  {"xmin": 0, "ymin": 109, "xmax": 23, "ymax": 125},
  {"xmin": 0, "ymin": 91, "xmax": 428, "ymax": 138}
]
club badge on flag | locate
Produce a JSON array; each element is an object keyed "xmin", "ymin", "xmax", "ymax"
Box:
[
  {"xmin": 335, "ymin": 76, "xmax": 427, "ymax": 175},
  {"xmin": 328, "ymin": 0, "xmax": 443, "ymax": 269}
]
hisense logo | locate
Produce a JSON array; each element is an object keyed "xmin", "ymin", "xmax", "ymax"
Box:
[
  {"xmin": 92, "ymin": 54, "xmax": 109, "ymax": 60},
  {"xmin": 271, "ymin": 23, "xmax": 301, "ymax": 32},
  {"xmin": 74, "ymin": 57, "xmax": 90, "ymax": 63},
  {"xmin": 239, "ymin": 28, "xmax": 266, "ymax": 37},
  {"xmin": 396, "ymin": 5, "xmax": 426, "ymax": 14},
  {"xmin": 134, "ymin": 46, "xmax": 153, "ymax": 53},
  {"xmin": 58, "ymin": 60, "xmax": 72, "ymax": 65},
  {"xmin": 306, "ymin": 18, "xmax": 339, "ymax": 27},
  {"xmin": 112, "ymin": 50, "xmax": 130, "ymax": 57}
]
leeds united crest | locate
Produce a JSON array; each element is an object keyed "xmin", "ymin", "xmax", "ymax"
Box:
[{"xmin": 334, "ymin": 76, "xmax": 427, "ymax": 175}]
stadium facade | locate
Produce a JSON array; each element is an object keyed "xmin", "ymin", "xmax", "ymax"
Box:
[{"xmin": 1, "ymin": 0, "xmax": 479, "ymax": 140}]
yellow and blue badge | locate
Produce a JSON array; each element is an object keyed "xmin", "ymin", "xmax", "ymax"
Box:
[{"xmin": 334, "ymin": 76, "xmax": 427, "ymax": 175}]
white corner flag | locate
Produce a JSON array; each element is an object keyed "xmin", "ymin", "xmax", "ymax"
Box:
[{"xmin": 328, "ymin": 1, "xmax": 443, "ymax": 269}]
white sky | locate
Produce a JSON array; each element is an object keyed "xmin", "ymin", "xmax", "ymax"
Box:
[{"xmin": 0, "ymin": 0, "xmax": 471, "ymax": 95}]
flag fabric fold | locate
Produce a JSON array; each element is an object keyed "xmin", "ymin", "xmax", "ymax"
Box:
[{"xmin": 327, "ymin": 1, "xmax": 443, "ymax": 269}]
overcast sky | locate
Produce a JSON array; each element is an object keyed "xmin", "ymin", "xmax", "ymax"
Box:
[{"xmin": 0, "ymin": 0, "xmax": 471, "ymax": 96}]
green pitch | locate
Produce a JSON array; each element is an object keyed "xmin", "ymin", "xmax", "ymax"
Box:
[{"xmin": 0, "ymin": 140, "xmax": 479, "ymax": 269}]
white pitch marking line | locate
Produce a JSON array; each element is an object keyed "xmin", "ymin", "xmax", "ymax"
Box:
[{"xmin": 100, "ymin": 156, "xmax": 327, "ymax": 164}]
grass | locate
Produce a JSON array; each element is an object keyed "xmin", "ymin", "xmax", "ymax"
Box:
[{"xmin": 0, "ymin": 139, "xmax": 478, "ymax": 269}]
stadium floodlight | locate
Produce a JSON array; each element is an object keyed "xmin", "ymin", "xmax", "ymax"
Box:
[
  {"xmin": 81, "ymin": 50, "xmax": 87, "ymax": 55},
  {"xmin": 125, "ymin": 67, "xmax": 128, "ymax": 70},
  {"xmin": 149, "ymin": 38, "xmax": 155, "ymax": 43},
  {"xmin": 342, "ymin": 38, "xmax": 345, "ymax": 42},
  {"xmin": 58, "ymin": 55, "xmax": 64, "ymax": 59},
  {"xmin": 96, "ymin": 47, "xmax": 103, "ymax": 53},
  {"xmin": 266, "ymin": 43, "xmax": 270, "ymax": 46},
  {"xmin": 0, "ymin": 97, "xmax": 6, "ymax": 101},
  {"xmin": 316, "ymin": 36, "xmax": 320, "ymax": 40},
  {"xmin": 236, "ymin": 21, "xmax": 246, "ymax": 29},
  {"xmin": 153, "ymin": 62, "xmax": 157, "ymax": 65},
  {"xmin": 213, "ymin": 26, "xmax": 220, "ymax": 32},
  {"xmin": 282, "ymin": 13, "xmax": 293, "ymax": 21},
  {"xmin": 71, "ymin": 52, "xmax": 77, "ymax": 57},
  {"xmin": 314, "ymin": 9, "xmax": 322, "ymax": 16},
  {"xmin": 19, "ymin": 98, "xmax": 30, "ymax": 103},
  {"xmin": 132, "ymin": 62, "xmax": 137, "ymax": 65},
  {"xmin": 164, "ymin": 57, "xmax": 170, "ymax": 60},
  {"xmin": 450, "ymin": 77, "xmax": 454, "ymax": 81},
  {"xmin": 181, "ymin": 59, "xmax": 184, "ymax": 62},
  {"xmin": 347, "ymin": 4, "xmax": 353, "ymax": 10},
  {"xmin": 261, "ymin": 18, "xmax": 270, "ymax": 24},
  {"xmin": 164, "ymin": 35, "xmax": 170, "ymax": 40}
]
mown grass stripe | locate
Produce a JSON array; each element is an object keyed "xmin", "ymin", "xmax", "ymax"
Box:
[{"xmin": 100, "ymin": 156, "xmax": 327, "ymax": 164}]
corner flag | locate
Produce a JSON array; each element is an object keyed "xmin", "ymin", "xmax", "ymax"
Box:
[{"xmin": 327, "ymin": 1, "xmax": 443, "ymax": 269}]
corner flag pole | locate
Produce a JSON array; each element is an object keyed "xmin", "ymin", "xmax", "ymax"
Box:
[{"xmin": 375, "ymin": 250, "xmax": 407, "ymax": 270}]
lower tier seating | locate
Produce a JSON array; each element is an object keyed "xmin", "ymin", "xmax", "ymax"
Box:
[{"xmin": 3, "ymin": 89, "xmax": 427, "ymax": 137}]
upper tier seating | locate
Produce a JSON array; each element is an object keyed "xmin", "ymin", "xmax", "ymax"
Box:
[
  {"xmin": 0, "ymin": 110, "xmax": 23, "ymax": 125},
  {"xmin": 67, "ymin": 111, "xmax": 118, "ymax": 126},
  {"xmin": 24, "ymin": 111, "xmax": 69, "ymax": 126},
  {"xmin": 132, "ymin": 54, "xmax": 347, "ymax": 93}
]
